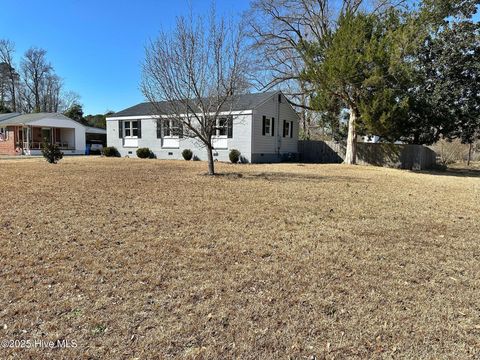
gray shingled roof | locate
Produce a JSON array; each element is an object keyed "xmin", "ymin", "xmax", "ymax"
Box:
[
  {"xmin": 0, "ymin": 113, "xmax": 73, "ymax": 125},
  {"xmin": 0, "ymin": 112, "xmax": 21, "ymax": 123},
  {"xmin": 111, "ymin": 91, "xmax": 278, "ymax": 117}
]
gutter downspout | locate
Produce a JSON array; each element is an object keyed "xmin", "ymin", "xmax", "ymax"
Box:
[{"xmin": 276, "ymin": 92, "xmax": 281, "ymax": 160}]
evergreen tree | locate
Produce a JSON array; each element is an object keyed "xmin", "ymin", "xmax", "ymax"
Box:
[{"xmin": 302, "ymin": 11, "xmax": 411, "ymax": 163}]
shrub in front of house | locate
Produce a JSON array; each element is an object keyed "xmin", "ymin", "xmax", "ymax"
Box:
[
  {"xmin": 137, "ymin": 147, "xmax": 155, "ymax": 159},
  {"xmin": 41, "ymin": 143, "xmax": 63, "ymax": 164},
  {"xmin": 102, "ymin": 146, "xmax": 120, "ymax": 157},
  {"xmin": 229, "ymin": 149, "xmax": 241, "ymax": 163},
  {"xmin": 182, "ymin": 149, "xmax": 193, "ymax": 161}
]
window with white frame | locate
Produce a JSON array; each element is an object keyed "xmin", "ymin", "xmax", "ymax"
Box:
[
  {"xmin": 218, "ymin": 117, "xmax": 228, "ymax": 136},
  {"xmin": 162, "ymin": 119, "xmax": 171, "ymax": 137},
  {"xmin": 160, "ymin": 119, "xmax": 182, "ymax": 148},
  {"xmin": 262, "ymin": 116, "xmax": 275, "ymax": 136},
  {"xmin": 0, "ymin": 127, "xmax": 7, "ymax": 141},
  {"xmin": 124, "ymin": 121, "xmax": 138, "ymax": 137},
  {"xmin": 214, "ymin": 116, "xmax": 233, "ymax": 138},
  {"xmin": 263, "ymin": 117, "xmax": 271, "ymax": 135},
  {"xmin": 283, "ymin": 120, "xmax": 291, "ymax": 137},
  {"xmin": 162, "ymin": 119, "xmax": 183, "ymax": 137}
]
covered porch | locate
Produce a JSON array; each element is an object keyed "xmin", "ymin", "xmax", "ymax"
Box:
[
  {"xmin": 18, "ymin": 126, "xmax": 76, "ymax": 155},
  {"xmin": 0, "ymin": 113, "xmax": 94, "ymax": 156}
]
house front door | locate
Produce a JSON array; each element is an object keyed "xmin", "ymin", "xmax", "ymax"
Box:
[{"xmin": 41, "ymin": 128, "xmax": 52, "ymax": 144}]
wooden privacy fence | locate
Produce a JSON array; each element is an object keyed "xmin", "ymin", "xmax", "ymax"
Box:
[{"xmin": 298, "ymin": 140, "xmax": 437, "ymax": 170}]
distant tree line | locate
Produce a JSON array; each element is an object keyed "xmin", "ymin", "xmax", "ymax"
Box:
[
  {"xmin": 0, "ymin": 39, "xmax": 81, "ymax": 114},
  {"xmin": 63, "ymin": 103, "xmax": 112, "ymax": 129}
]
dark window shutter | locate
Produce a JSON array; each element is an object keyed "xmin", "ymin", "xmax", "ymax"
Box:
[
  {"xmin": 262, "ymin": 116, "xmax": 266, "ymax": 136},
  {"xmin": 271, "ymin": 117, "xmax": 275, "ymax": 136},
  {"xmin": 137, "ymin": 120, "xmax": 142, "ymax": 138},
  {"xmin": 118, "ymin": 120, "xmax": 123, "ymax": 138},
  {"xmin": 179, "ymin": 121, "xmax": 184, "ymax": 138},
  {"xmin": 278, "ymin": 94, "xmax": 282, "ymax": 103},
  {"xmin": 227, "ymin": 116, "xmax": 233, "ymax": 138},
  {"xmin": 156, "ymin": 120, "xmax": 162, "ymax": 138},
  {"xmin": 290, "ymin": 121, "xmax": 293, "ymax": 138},
  {"xmin": 283, "ymin": 120, "xmax": 286, "ymax": 137}
]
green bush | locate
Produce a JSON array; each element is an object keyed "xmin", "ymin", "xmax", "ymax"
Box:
[
  {"xmin": 41, "ymin": 143, "xmax": 63, "ymax": 164},
  {"xmin": 229, "ymin": 149, "xmax": 241, "ymax": 163},
  {"xmin": 182, "ymin": 149, "xmax": 193, "ymax": 161},
  {"xmin": 102, "ymin": 146, "xmax": 120, "ymax": 157},
  {"xmin": 137, "ymin": 147, "xmax": 154, "ymax": 159}
]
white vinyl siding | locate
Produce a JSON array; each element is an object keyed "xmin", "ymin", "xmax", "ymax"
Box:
[
  {"xmin": 252, "ymin": 92, "xmax": 298, "ymax": 155},
  {"xmin": 107, "ymin": 114, "xmax": 252, "ymax": 161},
  {"xmin": 106, "ymin": 92, "xmax": 298, "ymax": 162},
  {"xmin": 278, "ymin": 96, "xmax": 298, "ymax": 153}
]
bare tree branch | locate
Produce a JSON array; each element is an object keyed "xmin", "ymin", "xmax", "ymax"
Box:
[{"xmin": 141, "ymin": 6, "xmax": 250, "ymax": 175}]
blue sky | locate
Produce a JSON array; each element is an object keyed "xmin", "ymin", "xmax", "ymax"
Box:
[
  {"xmin": 0, "ymin": 0, "xmax": 250, "ymax": 115},
  {"xmin": 1, "ymin": 1, "xmax": 478, "ymax": 115}
]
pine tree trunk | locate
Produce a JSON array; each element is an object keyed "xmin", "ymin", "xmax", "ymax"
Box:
[
  {"xmin": 206, "ymin": 145, "xmax": 215, "ymax": 175},
  {"xmin": 467, "ymin": 142, "xmax": 472, "ymax": 166},
  {"xmin": 344, "ymin": 107, "xmax": 357, "ymax": 165},
  {"xmin": 302, "ymin": 112, "xmax": 307, "ymax": 139}
]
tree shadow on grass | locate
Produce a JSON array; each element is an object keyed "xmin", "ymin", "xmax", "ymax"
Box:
[
  {"xmin": 416, "ymin": 167, "xmax": 480, "ymax": 178},
  {"xmin": 210, "ymin": 171, "xmax": 367, "ymax": 183}
]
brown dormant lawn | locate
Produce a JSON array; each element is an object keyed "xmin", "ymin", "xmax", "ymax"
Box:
[{"xmin": 0, "ymin": 157, "xmax": 479, "ymax": 359}]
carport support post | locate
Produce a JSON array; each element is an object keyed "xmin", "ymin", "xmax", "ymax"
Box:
[{"xmin": 26, "ymin": 127, "xmax": 30, "ymax": 153}]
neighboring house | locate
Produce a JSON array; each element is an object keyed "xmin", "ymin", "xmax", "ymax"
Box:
[
  {"xmin": 0, "ymin": 113, "xmax": 106, "ymax": 156},
  {"xmin": 359, "ymin": 135, "xmax": 381, "ymax": 143},
  {"xmin": 358, "ymin": 135, "xmax": 404, "ymax": 145},
  {"xmin": 106, "ymin": 91, "xmax": 300, "ymax": 163}
]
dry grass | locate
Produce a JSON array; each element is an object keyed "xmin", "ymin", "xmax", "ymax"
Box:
[{"xmin": 0, "ymin": 157, "xmax": 479, "ymax": 359}]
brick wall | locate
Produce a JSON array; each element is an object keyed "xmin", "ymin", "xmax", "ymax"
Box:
[{"xmin": 0, "ymin": 128, "xmax": 18, "ymax": 155}]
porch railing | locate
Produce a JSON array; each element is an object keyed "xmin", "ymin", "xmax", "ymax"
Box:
[{"xmin": 23, "ymin": 142, "xmax": 73, "ymax": 150}]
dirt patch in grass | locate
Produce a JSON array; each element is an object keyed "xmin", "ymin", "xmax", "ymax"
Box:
[{"xmin": 0, "ymin": 157, "xmax": 479, "ymax": 359}]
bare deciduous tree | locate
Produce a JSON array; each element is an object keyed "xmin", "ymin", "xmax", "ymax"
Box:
[
  {"xmin": 0, "ymin": 39, "xmax": 19, "ymax": 112},
  {"xmin": 141, "ymin": 8, "xmax": 250, "ymax": 175},
  {"xmin": 247, "ymin": 0, "xmax": 407, "ymax": 139},
  {"xmin": 21, "ymin": 47, "xmax": 53, "ymax": 113},
  {"xmin": 248, "ymin": 0, "xmax": 329, "ymax": 138},
  {"xmin": 41, "ymin": 73, "xmax": 62, "ymax": 112},
  {"xmin": 59, "ymin": 91, "xmax": 81, "ymax": 112},
  {"xmin": 0, "ymin": 40, "xmax": 77, "ymax": 115}
]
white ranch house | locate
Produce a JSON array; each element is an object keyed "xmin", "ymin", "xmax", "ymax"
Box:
[{"xmin": 106, "ymin": 91, "xmax": 300, "ymax": 163}]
